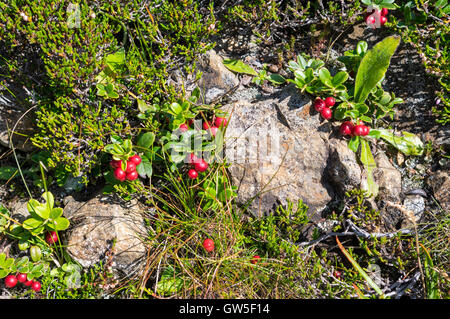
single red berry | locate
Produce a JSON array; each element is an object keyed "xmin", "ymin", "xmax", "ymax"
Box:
[
  {"xmin": 202, "ymin": 238, "xmax": 214, "ymax": 252},
  {"xmin": 4, "ymin": 275, "xmax": 18, "ymax": 288},
  {"xmin": 125, "ymin": 161, "xmax": 136, "ymax": 174},
  {"xmin": 45, "ymin": 231, "xmax": 58, "ymax": 245},
  {"xmin": 209, "ymin": 126, "xmax": 219, "ymax": 137},
  {"xmin": 334, "ymin": 270, "xmax": 342, "ymax": 278},
  {"xmin": 179, "ymin": 123, "xmax": 189, "ymax": 132},
  {"xmin": 340, "ymin": 121, "xmax": 354, "ymax": 136},
  {"xmin": 188, "ymin": 169, "xmax": 198, "ymax": 179},
  {"xmin": 214, "ymin": 117, "xmax": 228, "ymax": 128},
  {"xmin": 251, "ymin": 255, "xmax": 261, "ymax": 264},
  {"xmin": 353, "ymin": 124, "xmax": 366, "ymax": 136},
  {"xmin": 203, "ymin": 121, "xmax": 212, "ymax": 130},
  {"xmin": 320, "ymin": 107, "xmax": 332, "ymax": 120},
  {"xmin": 324, "ymin": 97, "xmax": 336, "ymax": 107},
  {"xmin": 31, "ymin": 281, "xmax": 41, "ymax": 292},
  {"xmin": 380, "ymin": 15, "xmax": 387, "ymax": 25},
  {"xmin": 365, "ymin": 15, "xmax": 376, "ymax": 25},
  {"xmin": 381, "ymin": 8, "xmax": 388, "ymax": 16},
  {"xmin": 114, "ymin": 167, "xmax": 126, "ymax": 182},
  {"xmin": 194, "ymin": 159, "xmax": 208, "ymax": 172},
  {"xmin": 362, "ymin": 125, "xmax": 370, "ymax": 136},
  {"xmin": 110, "ymin": 159, "xmax": 121, "ymax": 169},
  {"xmin": 17, "ymin": 273, "xmax": 27, "ymax": 283},
  {"xmin": 126, "ymin": 170, "xmax": 139, "ymax": 181},
  {"xmin": 129, "ymin": 154, "xmax": 142, "ymax": 166},
  {"xmin": 24, "ymin": 280, "xmax": 33, "ymax": 287},
  {"xmin": 188, "ymin": 153, "xmax": 199, "ymax": 164},
  {"xmin": 314, "ymin": 98, "xmax": 326, "ymax": 112}
]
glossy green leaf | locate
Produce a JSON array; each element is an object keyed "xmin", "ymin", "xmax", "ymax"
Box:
[
  {"xmin": 223, "ymin": 59, "xmax": 258, "ymax": 76},
  {"xmin": 377, "ymin": 128, "xmax": 424, "ymax": 156},
  {"xmin": 348, "ymin": 136, "xmax": 360, "ymax": 153},
  {"xmin": 47, "ymin": 217, "xmax": 70, "ymax": 231},
  {"xmin": 360, "ymin": 139, "xmax": 379, "ymax": 198},
  {"xmin": 354, "ymin": 36, "xmax": 400, "ymax": 103},
  {"xmin": 137, "ymin": 132, "xmax": 156, "ymax": 149}
]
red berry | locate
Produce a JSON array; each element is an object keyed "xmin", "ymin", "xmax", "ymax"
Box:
[
  {"xmin": 362, "ymin": 125, "xmax": 370, "ymax": 136},
  {"xmin": 209, "ymin": 126, "xmax": 219, "ymax": 137},
  {"xmin": 129, "ymin": 154, "xmax": 142, "ymax": 166},
  {"xmin": 114, "ymin": 167, "xmax": 126, "ymax": 182},
  {"xmin": 314, "ymin": 98, "xmax": 326, "ymax": 112},
  {"xmin": 188, "ymin": 153, "xmax": 199, "ymax": 164},
  {"xmin": 251, "ymin": 255, "xmax": 261, "ymax": 264},
  {"xmin": 126, "ymin": 170, "xmax": 139, "ymax": 181},
  {"xmin": 353, "ymin": 124, "xmax": 366, "ymax": 136},
  {"xmin": 214, "ymin": 117, "xmax": 228, "ymax": 128},
  {"xmin": 45, "ymin": 231, "xmax": 58, "ymax": 245},
  {"xmin": 194, "ymin": 159, "xmax": 208, "ymax": 172},
  {"xmin": 188, "ymin": 169, "xmax": 198, "ymax": 179},
  {"xmin": 340, "ymin": 121, "xmax": 354, "ymax": 136},
  {"xmin": 31, "ymin": 281, "xmax": 41, "ymax": 292},
  {"xmin": 381, "ymin": 8, "xmax": 388, "ymax": 16},
  {"xmin": 324, "ymin": 97, "xmax": 336, "ymax": 107},
  {"xmin": 179, "ymin": 123, "xmax": 189, "ymax": 132},
  {"xmin": 187, "ymin": 119, "xmax": 194, "ymax": 127},
  {"xmin": 203, "ymin": 121, "xmax": 212, "ymax": 130},
  {"xmin": 125, "ymin": 161, "xmax": 136, "ymax": 173},
  {"xmin": 17, "ymin": 273, "xmax": 27, "ymax": 283},
  {"xmin": 24, "ymin": 280, "xmax": 33, "ymax": 287},
  {"xmin": 380, "ymin": 15, "xmax": 387, "ymax": 25},
  {"xmin": 334, "ymin": 270, "xmax": 342, "ymax": 278},
  {"xmin": 365, "ymin": 15, "xmax": 376, "ymax": 25},
  {"xmin": 110, "ymin": 159, "xmax": 121, "ymax": 169},
  {"xmin": 4, "ymin": 275, "xmax": 18, "ymax": 288},
  {"xmin": 320, "ymin": 107, "xmax": 332, "ymax": 120},
  {"xmin": 202, "ymin": 238, "xmax": 214, "ymax": 252}
]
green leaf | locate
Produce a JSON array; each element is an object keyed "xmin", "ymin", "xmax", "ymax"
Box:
[
  {"xmin": 42, "ymin": 191, "xmax": 54, "ymax": 210},
  {"xmin": 332, "ymin": 71, "xmax": 349, "ymax": 86},
  {"xmin": 268, "ymin": 73, "xmax": 286, "ymax": 85},
  {"xmin": 47, "ymin": 217, "xmax": 70, "ymax": 231},
  {"xmin": 319, "ymin": 68, "xmax": 332, "ymax": 86},
  {"xmin": 354, "ymin": 36, "xmax": 401, "ymax": 103},
  {"xmin": 137, "ymin": 132, "xmax": 156, "ymax": 149},
  {"xmin": 377, "ymin": 129, "xmax": 424, "ymax": 156},
  {"xmin": 29, "ymin": 246, "xmax": 42, "ymax": 262},
  {"xmin": 0, "ymin": 269, "xmax": 9, "ymax": 278},
  {"xmin": 169, "ymin": 102, "xmax": 183, "ymax": 115},
  {"xmin": 49, "ymin": 207, "xmax": 63, "ymax": 219},
  {"xmin": 0, "ymin": 166, "xmax": 18, "ymax": 180},
  {"xmin": 222, "ymin": 59, "xmax": 258, "ymax": 76},
  {"xmin": 23, "ymin": 218, "xmax": 43, "ymax": 230},
  {"xmin": 360, "ymin": 139, "xmax": 379, "ymax": 198},
  {"xmin": 105, "ymin": 47, "xmax": 126, "ymax": 74},
  {"xmin": 136, "ymin": 155, "xmax": 153, "ymax": 178},
  {"xmin": 348, "ymin": 136, "xmax": 360, "ymax": 152}
]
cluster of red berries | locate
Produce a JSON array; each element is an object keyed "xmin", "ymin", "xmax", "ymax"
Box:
[
  {"xmin": 187, "ymin": 153, "xmax": 209, "ymax": 180},
  {"xmin": 111, "ymin": 154, "xmax": 142, "ymax": 182},
  {"xmin": 202, "ymin": 116, "xmax": 228, "ymax": 137},
  {"xmin": 202, "ymin": 238, "xmax": 261, "ymax": 264},
  {"xmin": 314, "ymin": 97, "xmax": 335, "ymax": 120},
  {"xmin": 4, "ymin": 273, "xmax": 41, "ymax": 292},
  {"xmin": 314, "ymin": 97, "xmax": 370, "ymax": 137},
  {"xmin": 365, "ymin": 8, "xmax": 389, "ymax": 27},
  {"xmin": 339, "ymin": 121, "xmax": 370, "ymax": 137}
]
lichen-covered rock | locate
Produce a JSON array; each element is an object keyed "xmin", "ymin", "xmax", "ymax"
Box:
[
  {"xmin": 374, "ymin": 152, "xmax": 403, "ymax": 203},
  {"xmin": 327, "ymin": 138, "xmax": 362, "ymax": 194},
  {"xmin": 428, "ymin": 170, "xmax": 450, "ymax": 212},
  {"xmin": 198, "ymin": 50, "xmax": 240, "ymax": 104},
  {"xmin": 64, "ymin": 195, "xmax": 147, "ymax": 277},
  {"xmin": 223, "ymin": 85, "xmax": 334, "ymax": 218}
]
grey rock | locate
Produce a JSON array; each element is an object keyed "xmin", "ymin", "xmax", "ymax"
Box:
[
  {"xmin": 403, "ymin": 195, "xmax": 425, "ymax": 222},
  {"xmin": 223, "ymin": 85, "xmax": 334, "ymax": 219},
  {"xmin": 374, "ymin": 151, "xmax": 403, "ymax": 202},
  {"xmin": 428, "ymin": 170, "xmax": 450, "ymax": 212},
  {"xmin": 327, "ymin": 138, "xmax": 362, "ymax": 193},
  {"xmin": 64, "ymin": 195, "xmax": 147, "ymax": 277},
  {"xmin": 197, "ymin": 50, "xmax": 240, "ymax": 104}
]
